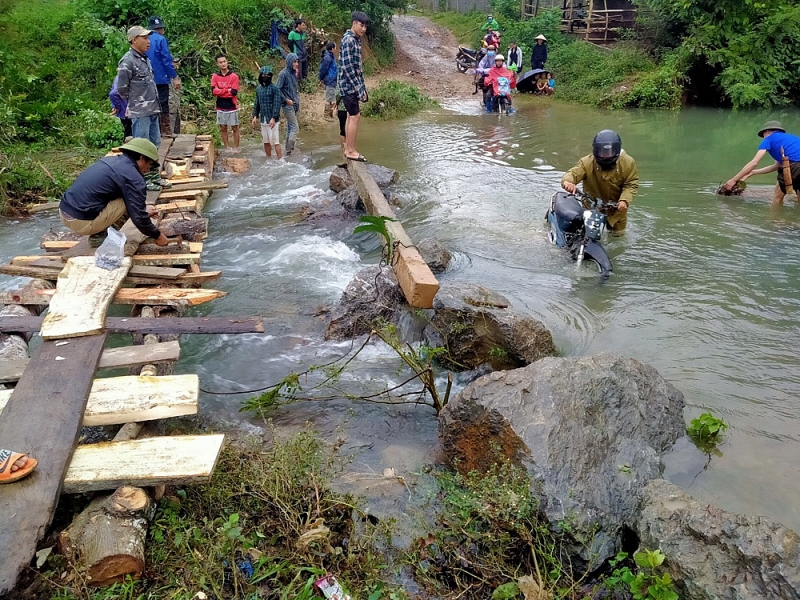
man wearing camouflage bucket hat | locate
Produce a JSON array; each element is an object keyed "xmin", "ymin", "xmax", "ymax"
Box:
[
  {"xmin": 724, "ymin": 120, "xmax": 800, "ymax": 205},
  {"xmin": 59, "ymin": 138, "xmax": 169, "ymax": 246}
]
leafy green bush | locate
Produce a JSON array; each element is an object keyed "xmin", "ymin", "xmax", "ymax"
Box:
[
  {"xmin": 607, "ymin": 64, "xmax": 683, "ymax": 109},
  {"xmin": 80, "ymin": 108, "xmax": 125, "ymax": 149},
  {"xmin": 605, "ymin": 549, "xmax": 678, "ymax": 600},
  {"xmin": 362, "ymin": 80, "xmax": 435, "ymax": 119},
  {"xmin": 687, "ymin": 412, "xmax": 728, "ymax": 447}
]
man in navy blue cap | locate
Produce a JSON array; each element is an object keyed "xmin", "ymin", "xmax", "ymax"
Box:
[{"xmin": 146, "ymin": 16, "xmax": 181, "ymax": 137}]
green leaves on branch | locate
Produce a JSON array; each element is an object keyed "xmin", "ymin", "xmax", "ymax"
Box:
[{"xmin": 354, "ymin": 215, "xmax": 397, "ymax": 264}]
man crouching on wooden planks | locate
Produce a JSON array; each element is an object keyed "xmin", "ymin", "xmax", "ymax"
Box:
[{"xmin": 59, "ymin": 138, "xmax": 170, "ymax": 247}]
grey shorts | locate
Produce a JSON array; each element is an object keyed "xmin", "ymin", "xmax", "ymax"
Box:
[
  {"xmin": 324, "ymin": 86, "xmax": 336, "ymax": 103},
  {"xmin": 216, "ymin": 110, "xmax": 239, "ymax": 126}
]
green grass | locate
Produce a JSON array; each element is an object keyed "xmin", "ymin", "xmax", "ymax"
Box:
[
  {"xmin": 32, "ymin": 432, "xmax": 404, "ymax": 600},
  {"xmin": 427, "ymin": 9, "xmax": 485, "ymax": 47},
  {"xmin": 362, "ymin": 81, "xmax": 437, "ymax": 120}
]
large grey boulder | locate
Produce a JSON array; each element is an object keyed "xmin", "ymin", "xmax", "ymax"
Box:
[
  {"xmin": 637, "ymin": 479, "xmax": 800, "ymax": 600},
  {"xmin": 329, "ymin": 165, "xmax": 399, "ymax": 193},
  {"xmin": 325, "ymin": 266, "xmax": 406, "ymax": 340},
  {"xmin": 423, "ymin": 282, "xmax": 556, "ymax": 370},
  {"xmin": 439, "ymin": 353, "xmax": 686, "ymax": 567}
]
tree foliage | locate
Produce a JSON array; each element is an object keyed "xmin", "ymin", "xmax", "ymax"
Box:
[{"xmin": 640, "ymin": 0, "xmax": 800, "ymax": 108}]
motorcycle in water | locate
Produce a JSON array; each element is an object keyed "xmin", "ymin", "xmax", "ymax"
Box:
[
  {"xmin": 456, "ymin": 45, "xmax": 484, "ymax": 73},
  {"xmin": 545, "ymin": 190, "xmax": 618, "ymax": 277}
]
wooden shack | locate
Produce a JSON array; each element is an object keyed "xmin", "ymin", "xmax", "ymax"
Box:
[{"xmin": 522, "ymin": 0, "xmax": 637, "ymax": 43}]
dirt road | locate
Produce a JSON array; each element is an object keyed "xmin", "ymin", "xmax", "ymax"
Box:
[{"xmin": 372, "ymin": 15, "xmax": 476, "ymax": 100}]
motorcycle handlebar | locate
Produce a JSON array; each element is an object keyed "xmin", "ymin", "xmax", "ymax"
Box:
[{"xmin": 572, "ymin": 190, "xmax": 618, "ymax": 212}]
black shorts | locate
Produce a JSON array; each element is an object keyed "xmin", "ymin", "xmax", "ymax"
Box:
[
  {"xmin": 342, "ymin": 93, "xmax": 360, "ymax": 116},
  {"xmin": 777, "ymin": 161, "xmax": 800, "ymax": 193}
]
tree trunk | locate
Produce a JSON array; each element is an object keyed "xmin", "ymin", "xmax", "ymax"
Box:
[{"xmin": 58, "ymin": 486, "xmax": 155, "ymax": 586}]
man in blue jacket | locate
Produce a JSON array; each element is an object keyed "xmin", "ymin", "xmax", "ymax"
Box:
[
  {"xmin": 146, "ymin": 16, "xmax": 181, "ymax": 137},
  {"xmin": 318, "ymin": 41, "xmax": 337, "ymax": 119}
]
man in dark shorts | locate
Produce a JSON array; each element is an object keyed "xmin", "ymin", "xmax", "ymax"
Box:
[
  {"xmin": 338, "ymin": 11, "xmax": 369, "ymax": 162},
  {"xmin": 723, "ymin": 121, "xmax": 800, "ymax": 206}
]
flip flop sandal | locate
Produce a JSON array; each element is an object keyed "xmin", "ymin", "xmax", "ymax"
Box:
[
  {"xmin": 346, "ymin": 154, "xmax": 368, "ymax": 163},
  {"xmin": 0, "ymin": 449, "xmax": 38, "ymax": 484}
]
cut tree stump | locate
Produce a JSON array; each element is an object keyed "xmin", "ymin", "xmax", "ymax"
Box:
[{"xmin": 58, "ymin": 486, "xmax": 155, "ymax": 586}]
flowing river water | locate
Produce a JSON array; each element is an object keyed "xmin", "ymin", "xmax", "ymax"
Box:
[{"xmin": 3, "ymin": 99, "xmax": 799, "ymax": 534}]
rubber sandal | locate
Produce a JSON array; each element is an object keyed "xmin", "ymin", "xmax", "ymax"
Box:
[
  {"xmin": 346, "ymin": 154, "xmax": 368, "ymax": 163},
  {"xmin": 0, "ymin": 449, "xmax": 38, "ymax": 484}
]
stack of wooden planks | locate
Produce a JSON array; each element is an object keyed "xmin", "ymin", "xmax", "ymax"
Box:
[{"xmin": 0, "ymin": 133, "xmax": 237, "ymax": 594}]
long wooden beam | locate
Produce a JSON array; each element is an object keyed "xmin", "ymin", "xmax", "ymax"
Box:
[
  {"xmin": 0, "ymin": 341, "xmax": 181, "ymax": 383},
  {"xmin": 347, "ymin": 161, "xmax": 439, "ymax": 308},
  {"xmin": 12, "ymin": 253, "xmax": 202, "ymax": 266},
  {"xmin": 0, "ymin": 316, "xmax": 264, "ymax": 335},
  {"xmin": 63, "ymin": 434, "xmax": 225, "ymax": 494},
  {"xmin": 0, "ymin": 264, "xmax": 221, "ymax": 286},
  {"xmin": 0, "ymin": 335, "xmax": 107, "ymax": 594},
  {"xmin": 0, "ymin": 374, "xmax": 198, "ymax": 426},
  {"xmin": 0, "ymin": 287, "xmax": 226, "ymax": 307}
]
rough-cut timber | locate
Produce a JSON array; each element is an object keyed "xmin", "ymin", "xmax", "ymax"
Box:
[
  {"xmin": 0, "ymin": 340, "xmax": 181, "ymax": 383},
  {"xmin": 0, "ymin": 264, "xmax": 218, "ymax": 286},
  {"xmin": 63, "ymin": 434, "xmax": 225, "ymax": 493},
  {"xmin": 0, "ymin": 287, "xmax": 225, "ymax": 307},
  {"xmin": 0, "ymin": 316, "xmax": 265, "ymax": 335},
  {"xmin": 0, "ymin": 334, "xmax": 107, "ymax": 595},
  {"xmin": 41, "ymin": 256, "xmax": 132, "ymax": 340},
  {"xmin": 347, "ymin": 160, "xmax": 439, "ymax": 308},
  {"xmin": 58, "ymin": 486, "xmax": 155, "ymax": 586},
  {"xmin": 0, "ymin": 373, "xmax": 197, "ymax": 425}
]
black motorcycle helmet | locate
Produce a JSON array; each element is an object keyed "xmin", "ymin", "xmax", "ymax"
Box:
[{"xmin": 592, "ymin": 130, "xmax": 622, "ymax": 170}]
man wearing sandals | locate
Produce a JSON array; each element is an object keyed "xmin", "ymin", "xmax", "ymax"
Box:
[{"xmin": 338, "ymin": 11, "xmax": 370, "ymax": 162}]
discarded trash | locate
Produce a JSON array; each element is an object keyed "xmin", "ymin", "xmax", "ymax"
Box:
[
  {"xmin": 296, "ymin": 517, "xmax": 330, "ymax": 550},
  {"xmin": 314, "ymin": 574, "xmax": 351, "ymax": 600}
]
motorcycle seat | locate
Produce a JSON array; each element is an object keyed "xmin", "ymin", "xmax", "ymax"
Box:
[
  {"xmin": 552, "ymin": 192, "xmax": 584, "ymax": 226},
  {"xmin": 459, "ymin": 46, "xmax": 478, "ymax": 57}
]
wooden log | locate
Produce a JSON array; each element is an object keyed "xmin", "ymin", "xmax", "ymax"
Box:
[
  {"xmin": 42, "ymin": 257, "xmax": 132, "ymax": 340},
  {"xmin": 63, "ymin": 434, "xmax": 226, "ymax": 493},
  {"xmin": 9, "ymin": 253, "xmax": 202, "ymax": 267},
  {"xmin": 347, "ymin": 161, "xmax": 439, "ymax": 308},
  {"xmin": 164, "ymin": 180, "xmax": 226, "ymax": 192},
  {"xmin": 196, "ymin": 134, "xmax": 212, "ymax": 141},
  {"xmin": 0, "ymin": 280, "xmax": 53, "ymax": 360},
  {"xmin": 0, "ymin": 265, "xmax": 219, "ymax": 286},
  {"xmin": 159, "ymin": 218, "xmax": 208, "ymax": 242},
  {"xmin": 0, "ymin": 341, "xmax": 181, "ymax": 383},
  {"xmin": 154, "ymin": 200, "xmax": 197, "ymax": 213},
  {"xmin": 27, "ymin": 201, "xmax": 61, "ymax": 214},
  {"xmin": 42, "ymin": 240, "xmax": 80, "ymax": 251},
  {"xmin": 0, "ymin": 287, "xmax": 226, "ymax": 307},
  {"xmin": 136, "ymin": 242, "xmax": 203, "ymax": 255},
  {"xmin": 58, "ymin": 486, "xmax": 155, "ymax": 586},
  {"xmin": 0, "ymin": 316, "xmax": 265, "ymax": 335},
  {"xmin": 0, "ymin": 334, "xmax": 107, "ymax": 594}
]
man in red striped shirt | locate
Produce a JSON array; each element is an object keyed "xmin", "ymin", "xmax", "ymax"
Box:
[{"xmin": 211, "ymin": 54, "xmax": 240, "ymax": 151}]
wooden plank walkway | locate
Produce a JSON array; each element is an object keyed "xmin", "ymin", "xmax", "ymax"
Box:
[
  {"xmin": 0, "ymin": 133, "xmax": 250, "ymax": 594},
  {"xmin": 0, "ymin": 335, "xmax": 107, "ymax": 593}
]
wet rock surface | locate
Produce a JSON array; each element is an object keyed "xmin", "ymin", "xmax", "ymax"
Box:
[
  {"xmin": 329, "ymin": 165, "xmax": 399, "ymax": 193},
  {"xmin": 637, "ymin": 479, "xmax": 800, "ymax": 600},
  {"xmin": 221, "ymin": 156, "xmax": 250, "ymax": 173},
  {"xmin": 336, "ymin": 186, "xmax": 363, "ymax": 211},
  {"xmin": 439, "ymin": 352, "xmax": 686, "ymax": 566},
  {"xmin": 325, "ymin": 266, "xmax": 407, "ymax": 340},
  {"xmin": 416, "ymin": 237, "xmax": 451, "ymax": 273},
  {"xmin": 423, "ymin": 282, "xmax": 554, "ymax": 370}
]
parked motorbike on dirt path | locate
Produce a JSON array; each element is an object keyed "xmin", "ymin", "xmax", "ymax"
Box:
[
  {"xmin": 456, "ymin": 45, "xmax": 484, "ymax": 72},
  {"xmin": 545, "ymin": 190, "xmax": 618, "ymax": 277}
]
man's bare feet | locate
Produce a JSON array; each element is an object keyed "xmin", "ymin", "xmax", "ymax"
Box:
[{"xmin": 0, "ymin": 449, "xmax": 38, "ymax": 483}]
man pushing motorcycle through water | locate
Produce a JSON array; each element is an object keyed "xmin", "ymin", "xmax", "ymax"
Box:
[{"xmin": 561, "ymin": 130, "xmax": 639, "ymax": 234}]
